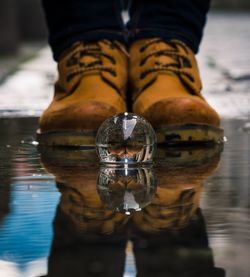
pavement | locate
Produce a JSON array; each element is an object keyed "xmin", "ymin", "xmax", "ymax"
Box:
[{"xmin": 0, "ymin": 12, "xmax": 250, "ymax": 120}]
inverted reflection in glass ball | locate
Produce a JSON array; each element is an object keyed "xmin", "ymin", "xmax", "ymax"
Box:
[{"xmin": 97, "ymin": 166, "xmax": 156, "ymax": 215}]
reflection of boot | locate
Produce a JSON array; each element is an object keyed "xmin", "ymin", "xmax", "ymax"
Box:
[
  {"xmin": 97, "ymin": 166, "xmax": 156, "ymax": 214},
  {"xmin": 132, "ymin": 146, "xmax": 222, "ymax": 232},
  {"xmin": 37, "ymin": 40, "xmax": 128, "ymax": 146},
  {"xmin": 129, "ymin": 39, "xmax": 223, "ymax": 144},
  {"xmin": 40, "ymin": 148, "xmax": 129, "ymax": 235},
  {"xmin": 132, "ymin": 209, "xmax": 225, "ymax": 277}
]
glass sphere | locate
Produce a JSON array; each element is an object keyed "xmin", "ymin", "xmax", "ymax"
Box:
[
  {"xmin": 97, "ymin": 166, "xmax": 156, "ymax": 214},
  {"xmin": 96, "ymin": 113, "xmax": 157, "ymax": 164}
]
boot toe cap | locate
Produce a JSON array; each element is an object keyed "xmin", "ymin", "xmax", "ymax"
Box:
[
  {"xmin": 40, "ymin": 100, "xmax": 122, "ymax": 133},
  {"xmin": 143, "ymin": 97, "xmax": 220, "ymax": 128}
]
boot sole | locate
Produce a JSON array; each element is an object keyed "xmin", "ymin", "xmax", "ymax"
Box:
[
  {"xmin": 37, "ymin": 124, "xmax": 224, "ymax": 147},
  {"xmin": 157, "ymin": 143, "xmax": 223, "ymax": 166},
  {"xmin": 36, "ymin": 129, "xmax": 96, "ymax": 147},
  {"xmin": 156, "ymin": 124, "xmax": 224, "ymax": 145}
]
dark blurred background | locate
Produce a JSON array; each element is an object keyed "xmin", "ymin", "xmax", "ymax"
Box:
[
  {"xmin": 0, "ymin": 0, "xmax": 250, "ymax": 55},
  {"xmin": 0, "ymin": 0, "xmax": 47, "ymax": 54}
]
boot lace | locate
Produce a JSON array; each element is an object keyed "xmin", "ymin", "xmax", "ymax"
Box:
[
  {"xmin": 139, "ymin": 38, "xmax": 194, "ymax": 82},
  {"xmin": 66, "ymin": 39, "xmax": 128, "ymax": 82}
]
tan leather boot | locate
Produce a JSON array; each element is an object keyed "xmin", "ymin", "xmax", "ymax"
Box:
[
  {"xmin": 129, "ymin": 38, "xmax": 224, "ymax": 144},
  {"xmin": 37, "ymin": 40, "xmax": 128, "ymax": 146}
]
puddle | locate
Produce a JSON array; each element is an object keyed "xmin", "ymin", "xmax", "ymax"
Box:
[{"xmin": 0, "ymin": 118, "xmax": 250, "ymax": 277}]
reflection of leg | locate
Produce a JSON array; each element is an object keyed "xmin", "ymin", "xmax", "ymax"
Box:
[
  {"xmin": 47, "ymin": 206, "xmax": 127, "ymax": 277},
  {"xmin": 128, "ymin": 0, "xmax": 210, "ymax": 53},
  {"xmin": 128, "ymin": 0, "xmax": 223, "ymax": 144},
  {"xmin": 132, "ymin": 209, "xmax": 225, "ymax": 277},
  {"xmin": 0, "ymin": 187, "xmax": 10, "ymax": 225},
  {"xmin": 0, "ymin": 133, "xmax": 12, "ymax": 224},
  {"xmin": 42, "ymin": 0, "xmax": 125, "ymax": 60}
]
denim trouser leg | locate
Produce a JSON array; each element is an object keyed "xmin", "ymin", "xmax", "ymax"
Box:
[
  {"xmin": 42, "ymin": 0, "xmax": 125, "ymax": 60},
  {"xmin": 42, "ymin": 0, "xmax": 210, "ymax": 59},
  {"xmin": 127, "ymin": 0, "xmax": 211, "ymax": 53}
]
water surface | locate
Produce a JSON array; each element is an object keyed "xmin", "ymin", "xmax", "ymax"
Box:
[{"xmin": 0, "ymin": 117, "xmax": 249, "ymax": 277}]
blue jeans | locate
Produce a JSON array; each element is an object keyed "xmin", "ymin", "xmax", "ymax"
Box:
[{"xmin": 42, "ymin": 0, "xmax": 210, "ymax": 60}]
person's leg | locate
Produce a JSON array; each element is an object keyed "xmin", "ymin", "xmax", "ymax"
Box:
[
  {"xmin": 42, "ymin": 0, "xmax": 126, "ymax": 60},
  {"xmin": 127, "ymin": 0, "xmax": 210, "ymax": 53},
  {"xmin": 38, "ymin": 0, "xmax": 128, "ymax": 146},
  {"xmin": 128, "ymin": 0, "xmax": 223, "ymax": 144}
]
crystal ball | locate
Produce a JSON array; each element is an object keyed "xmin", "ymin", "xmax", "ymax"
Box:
[
  {"xmin": 96, "ymin": 113, "xmax": 157, "ymax": 164},
  {"xmin": 97, "ymin": 166, "xmax": 156, "ymax": 214}
]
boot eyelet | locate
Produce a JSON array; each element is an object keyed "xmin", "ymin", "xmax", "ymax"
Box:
[
  {"xmin": 139, "ymin": 47, "xmax": 145, "ymax": 53},
  {"xmin": 139, "ymin": 73, "xmax": 145, "ymax": 80}
]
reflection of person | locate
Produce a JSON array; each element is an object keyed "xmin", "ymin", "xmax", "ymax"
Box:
[
  {"xmin": 0, "ymin": 187, "xmax": 10, "ymax": 225},
  {"xmin": 46, "ymin": 205, "xmax": 127, "ymax": 277},
  {"xmin": 38, "ymin": 0, "xmax": 223, "ymax": 146},
  {"xmin": 0, "ymin": 139, "xmax": 12, "ymax": 225},
  {"xmin": 41, "ymin": 154, "xmax": 128, "ymax": 277},
  {"xmin": 131, "ymin": 146, "xmax": 225, "ymax": 276},
  {"xmin": 40, "ymin": 146, "xmax": 224, "ymax": 276},
  {"xmin": 132, "ymin": 209, "xmax": 225, "ymax": 277}
]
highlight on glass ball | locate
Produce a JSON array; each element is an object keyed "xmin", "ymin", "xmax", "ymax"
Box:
[
  {"xmin": 96, "ymin": 112, "xmax": 157, "ymax": 164},
  {"xmin": 97, "ymin": 166, "xmax": 156, "ymax": 214}
]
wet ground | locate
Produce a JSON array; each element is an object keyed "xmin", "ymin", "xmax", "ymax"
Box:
[
  {"xmin": 0, "ymin": 12, "xmax": 250, "ymax": 277},
  {"xmin": 0, "ymin": 117, "xmax": 249, "ymax": 277}
]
